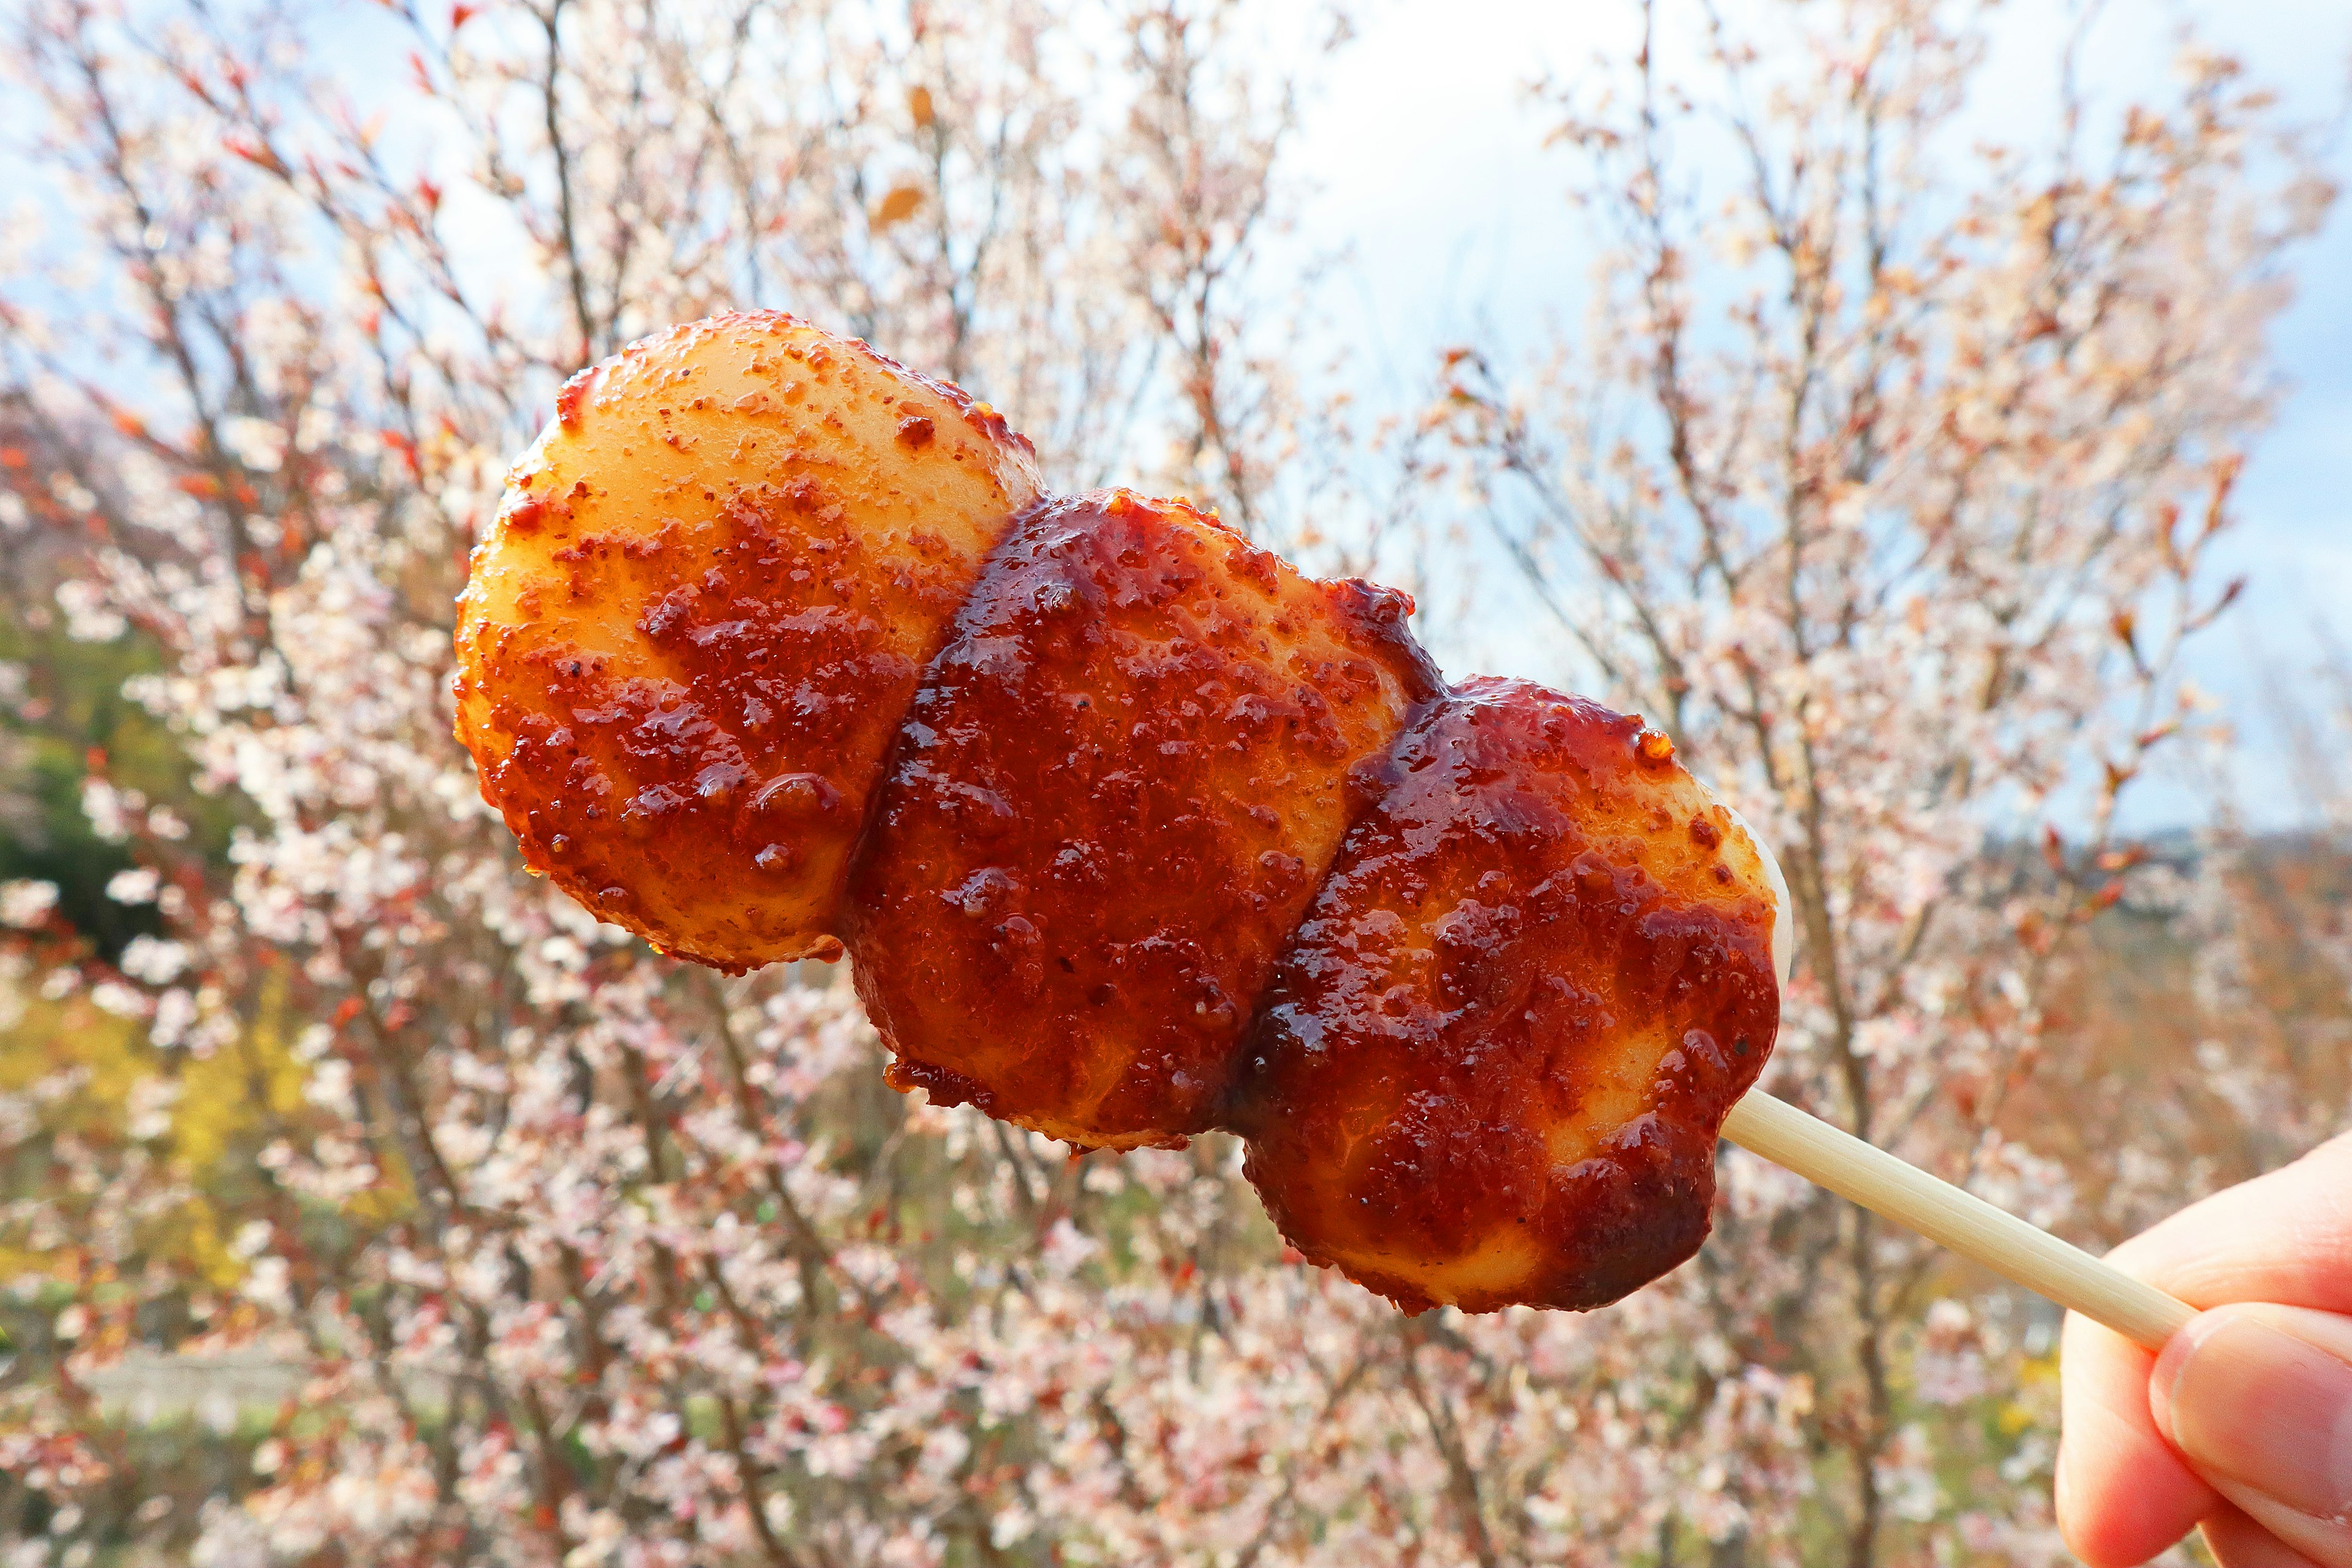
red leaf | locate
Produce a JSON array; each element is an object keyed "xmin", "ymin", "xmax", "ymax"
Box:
[{"xmin": 223, "ymin": 135, "xmax": 288, "ymax": 176}]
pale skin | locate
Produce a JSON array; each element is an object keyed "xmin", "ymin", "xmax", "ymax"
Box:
[{"xmin": 2059, "ymin": 1130, "xmax": 2352, "ymax": 1568}]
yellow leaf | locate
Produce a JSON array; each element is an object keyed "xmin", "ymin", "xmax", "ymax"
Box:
[
  {"xmin": 907, "ymin": 85, "xmax": 935, "ymax": 129},
  {"xmin": 872, "ymin": 183, "xmax": 924, "ymax": 228}
]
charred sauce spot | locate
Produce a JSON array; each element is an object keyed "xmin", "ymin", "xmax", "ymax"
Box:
[
  {"xmin": 1232, "ymin": 678, "xmax": 1777, "ymax": 1314},
  {"xmin": 556, "ymin": 365, "xmax": 598, "ymax": 431}
]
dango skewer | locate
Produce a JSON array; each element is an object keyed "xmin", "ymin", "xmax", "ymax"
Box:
[{"xmin": 454, "ymin": 312, "xmax": 2193, "ymax": 1347}]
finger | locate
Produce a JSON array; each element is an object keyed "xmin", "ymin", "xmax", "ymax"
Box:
[
  {"xmin": 2104, "ymin": 1131, "xmax": 2352, "ymax": 1312},
  {"xmin": 2057, "ymin": 1131, "xmax": 2352, "ymax": 1566},
  {"xmin": 2204, "ymin": 1504, "xmax": 2332, "ymax": 1568},
  {"xmin": 2058, "ymin": 1307, "xmax": 2218, "ymax": 1566},
  {"xmin": 2153, "ymin": 1305, "xmax": 2352, "ymax": 1568}
]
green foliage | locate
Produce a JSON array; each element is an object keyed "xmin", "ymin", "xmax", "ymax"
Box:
[{"xmin": 0, "ymin": 612, "xmax": 241, "ymax": 961}]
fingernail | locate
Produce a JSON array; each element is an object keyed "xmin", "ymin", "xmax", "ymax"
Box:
[{"xmin": 2154, "ymin": 1308, "xmax": 2352, "ymax": 1523}]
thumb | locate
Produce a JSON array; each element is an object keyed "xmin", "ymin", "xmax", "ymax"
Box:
[{"xmin": 2152, "ymin": 1303, "xmax": 2352, "ymax": 1568}]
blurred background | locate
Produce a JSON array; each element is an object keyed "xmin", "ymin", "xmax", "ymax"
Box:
[{"xmin": 0, "ymin": 0, "xmax": 2346, "ymax": 1562}]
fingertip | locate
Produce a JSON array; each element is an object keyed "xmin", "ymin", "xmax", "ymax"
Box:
[
  {"xmin": 2056, "ymin": 1410, "xmax": 2207, "ymax": 1566},
  {"xmin": 2058, "ymin": 1311, "xmax": 2219, "ymax": 1566}
]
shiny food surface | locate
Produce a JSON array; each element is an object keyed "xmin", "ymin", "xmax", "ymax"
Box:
[
  {"xmin": 847, "ymin": 491, "xmax": 1442, "ymax": 1149},
  {"xmin": 453, "ymin": 312, "xmax": 1041, "ymax": 969},
  {"xmin": 458, "ymin": 313, "xmax": 1791, "ymax": 1316},
  {"xmin": 1231, "ymin": 677, "xmax": 1780, "ymax": 1313}
]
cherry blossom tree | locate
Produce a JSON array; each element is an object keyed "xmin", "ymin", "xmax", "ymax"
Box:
[
  {"xmin": 1433, "ymin": 1, "xmax": 2335, "ymax": 1560},
  {"xmin": 0, "ymin": 0, "xmax": 2338, "ymax": 1564}
]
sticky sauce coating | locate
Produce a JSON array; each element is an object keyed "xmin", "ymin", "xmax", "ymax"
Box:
[
  {"xmin": 1229, "ymin": 678, "xmax": 1780, "ymax": 1313},
  {"xmin": 846, "ymin": 491, "xmax": 1444, "ymax": 1149},
  {"xmin": 453, "ymin": 312, "xmax": 1041, "ymax": 969}
]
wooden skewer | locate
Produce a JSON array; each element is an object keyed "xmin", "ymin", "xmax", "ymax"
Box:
[
  {"xmin": 1719, "ymin": 820, "xmax": 2193, "ymax": 1349},
  {"xmin": 1720, "ymin": 1090, "xmax": 2197, "ymax": 1351}
]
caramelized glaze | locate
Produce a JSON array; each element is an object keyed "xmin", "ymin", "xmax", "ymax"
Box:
[
  {"xmin": 457, "ymin": 315, "xmax": 1788, "ymax": 1315},
  {"xmin": 1227, "ymin": 679, "xmax": 1779, "ymax": 1312},
  {"xmin": 453, "ymin": 312, "xmax": 1039, "ymax": 968},
  {"xmin": 846, "ymin": 491, "xmax": 1442, "ymax": 1148}
]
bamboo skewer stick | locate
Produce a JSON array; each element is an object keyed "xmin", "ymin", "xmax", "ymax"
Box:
[
  {"xmin": 1719, "ymin": 1089, "xmax": 2197, "ymax": 1351},
  {"xmin": 1719, "ymin": 819, "xmax": 2195, "ymax": 1350}
]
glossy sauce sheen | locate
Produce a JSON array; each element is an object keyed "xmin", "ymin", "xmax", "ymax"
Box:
[
  {"xmin": 458, "ymin": 314, "xmax": 1790, "ymax": 1316},
  {"xmin": 453, "ymin": 312, "xmax": 1040, "ymax": 968},
  {"xmin": 846, "ymin": 491, "xmax": 1443, "ymax": 1149},
  {"xmin": 1229, "ymin": 678, "xmax": 1780, "ymax": 1313}
]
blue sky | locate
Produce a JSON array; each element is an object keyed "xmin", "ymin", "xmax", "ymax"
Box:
[{"xmin": 1284, "ymin": 0, "xmax": 2352, "ymax": 829}]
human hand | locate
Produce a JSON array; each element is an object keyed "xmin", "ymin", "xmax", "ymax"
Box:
[{"xmin": 2058, "ymin": 1129, "xmax": 2352, "ymax": 1567}]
